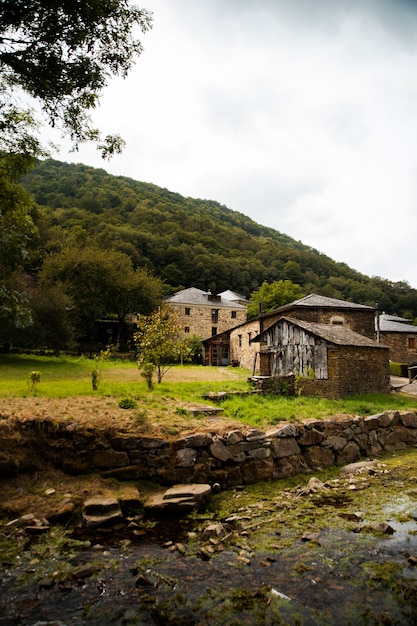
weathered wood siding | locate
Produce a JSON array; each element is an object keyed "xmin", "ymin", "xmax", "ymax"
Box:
[{"xmin": 262, "ymin": 319, "xmax": 328, "ymax": 379}]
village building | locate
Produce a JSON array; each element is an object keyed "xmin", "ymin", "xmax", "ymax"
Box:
[
  {"xmin": 164, "ymin": 287, "xmax": 248, "ymax": 341},
  {"xmin": 377, "ymin": 314, "xmax": 417, "ymax": 365},
  {"xmin": 251, "ymin": 316, "xmax": 390, "ymax": 399},
  {"xmin": 203, "ymin": 293, "xmax": 377, "ymax": 370}
]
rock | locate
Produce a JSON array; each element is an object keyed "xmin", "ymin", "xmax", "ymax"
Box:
[
  {"xmin": 337, "ymin": 441, "xmax": 360, "ymax": 465},
  {"xmin": 340, "ymin": 460, "xmax": 378, "ymax": 477},
  {"xmin": 241, "ymin": 458, "xmax": 274, "ymax": 484},
  {"xmin": 367, "ymin": 522, "xmax": 395, "ymax": 535},
  {"xmin": 210, "ymin": 440, "xmax": 233, "ymax": 462},
  {"xmin": 301, "ymin": 532, "xmax": 321, "ymax": 543},
  {"xmin": 82, "ymin": 497, "xmax": 124, "ymax": 528},
  {"xmin": 175, "ymin": 448, "xmax": 198, "ymax": 467},
  {"xmin": 307, "ymin": 477, "xmax": 326, "ymax": 492},
  {"xmin": 202, "ymin": 522, "xmax": 227, "ymax": 540},
  {"xmin": 144, "ymin": 483, "xmax": 212, "ymax": 515},
  {"xmin": 225, "ymin": 430, "xmax": 245, "ymax": 444}
]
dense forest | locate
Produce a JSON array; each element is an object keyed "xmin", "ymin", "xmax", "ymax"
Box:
[{"xmin": 22, "ymin": 159, "xmax": 417, "ymax": 322}]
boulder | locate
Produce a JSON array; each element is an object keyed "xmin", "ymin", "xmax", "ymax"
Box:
[
  {"xmin": 144, "ymin": 483, "xmax": 212, "ymax": 516},
  {"xmin": 82, "ymin": 497, "xmax": 124, "ymax": 528}
]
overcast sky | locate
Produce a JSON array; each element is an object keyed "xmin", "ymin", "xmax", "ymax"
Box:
[{"xmin": 50, "ymin": 0, "xmax": 417, "ymax": 289}]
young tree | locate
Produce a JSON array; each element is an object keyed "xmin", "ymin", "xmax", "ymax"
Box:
[
  {"xmin": 248, "ymin": 280, "xmax": 305, "ymax": 319},
  {"xmin": 134, "ymin": 309, "xmax": 181, "ymax": 387},
  {"xmin": 0, "ymin": 0, "xmax": 152, "ymax": 156}
]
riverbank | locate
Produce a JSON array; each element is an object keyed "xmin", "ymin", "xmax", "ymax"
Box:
[{"xmin": 2, "ymin": 449, "xmax": 417, "ymax": 624}]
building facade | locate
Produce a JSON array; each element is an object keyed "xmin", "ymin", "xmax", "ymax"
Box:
[
  {"xmin": 378, "ymin": 314, "xmax": 417, "ymax": 365},
  {"xmin": 252, "ymin": 317, "xmax": 390, "ymax": 398},
  {"xmin": 165, "ymin": 287, "xmax": 248, "ymax": 342}
]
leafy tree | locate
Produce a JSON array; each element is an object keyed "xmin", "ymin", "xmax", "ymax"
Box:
[
  {"xmin": 0, "ymin": 0, "xmax": 152, "ymax": 156},
  {"xmin": 39, "ymin": 246, "xmax": 163, "ymax": 345},
  {"xmin": 12, "ymin": 283, "xmax": 74, "ymax": 350},
  {"xmin": 0, "ymin": 152, "xmax": 39, "ymax": 345},
  {"xmin": 248, "ymin": 280, "xmax": 305, "ymax": 319},
  {"xmin": 134, "ymin": 309, "xmax": 181, "ymax": 387}
]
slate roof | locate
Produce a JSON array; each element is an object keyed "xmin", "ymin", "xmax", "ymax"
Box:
[
  {"xmin": 378, "ymin": 314, "xmax": 417, "ymax": 334},
  {"xmin": 218, "ymin": 289, "xmax": 249, "ymax": 303},
  {"xmin": 270, "ymin": 293, "xmax": 375, "ymax": 314},
  {"xmin": 252, "ymin": 316, "xmax": 387, "ymax": 348},
  {"xmin": 164, "ymin": 287, "xmax": 247, "ymax": 309}
]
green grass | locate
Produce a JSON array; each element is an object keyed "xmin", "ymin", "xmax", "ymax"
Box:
[{"xmin": 1, "ymin": 354, "xmax": 416, "ymax": 427}]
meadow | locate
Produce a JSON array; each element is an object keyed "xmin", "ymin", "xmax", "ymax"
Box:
[{"xmin": 1, "ymin": 354, "xmax": 416, "ymax": 435}]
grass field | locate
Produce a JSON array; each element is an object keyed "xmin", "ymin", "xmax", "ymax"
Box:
[{"xmin": 1, "ymin": 354, "xmax": 417, "ymax": 435}]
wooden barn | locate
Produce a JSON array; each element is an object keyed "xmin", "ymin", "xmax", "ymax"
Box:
[{"xmin": 251, "ymin": 317, "xmax": 390, "ymax": 399}]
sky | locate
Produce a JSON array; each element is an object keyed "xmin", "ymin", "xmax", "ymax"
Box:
[{"xmin": 48, "ymin": 0, "xmax": 417, "ymax": 289}]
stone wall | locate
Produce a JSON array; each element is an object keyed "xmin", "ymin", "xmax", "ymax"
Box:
[
  {"xmin": 168, "ymin": 302, "xmax": 247, "ymax": 341},
  {"xmin": 257, "ymin": 345, "xmax": 390, "ymax": 399},
  {"xmin": 300, "ymin": 345, "xmax": 391, "ymax": 398},
  {"xmin": 1, "ymin": 410, "xmax": 416, "ymax": 488},
  {"xmin": 379, "ymin": 332, "xmax": 417, "ymax": 365},
  {"xmin": 283, "ymin": 308, "xmax": 376, "ymax": 339},
  {"xmin": 229, "ymin": 318, "xmax": 261, "ymax": 370}
]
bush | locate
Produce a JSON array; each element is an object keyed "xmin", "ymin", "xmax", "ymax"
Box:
[{"xmin": 118, "ymin": 397, "xmax": 138, "ymax": 410}]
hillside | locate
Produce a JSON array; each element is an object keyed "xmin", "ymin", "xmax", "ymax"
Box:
[{"xmin": 23, "ymin": 159, "xmax": 417, "ymax": 319}]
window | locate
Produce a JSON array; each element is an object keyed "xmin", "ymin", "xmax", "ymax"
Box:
[
  {"xmin": 408, "ymin": 337, "xmax": 416, "ymax": 349},
  {"xmin": 212, "ymin": 327, "xmax": 217, "ymax": 336},
  {"xmin": 184, "ymin": 326, "xmax": 190, "ymax": 333},
  {"xmin": 248, "ymin": 332, "xmax": 252, "ymax": 344},
  {"xmin": 211, "ymin": 309, "xmax": 219, "ymax": 323},
  {"xmin": 185, "ymin": 307, "xmax": 190, "ymax": 316},
  {"xmin": 238, "ymin": 334, "xmax": 242, "ymax": 348},
  {"xmin": 231, "ymin": 311, "xmax": 237, "ymax": 319}
]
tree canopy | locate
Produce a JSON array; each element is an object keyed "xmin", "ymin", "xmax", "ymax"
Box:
[
  {"xmin": 40, "ymin": 246, "xmax": 164, "ymax": 346},
  {"xmin": 248, "ymin": 280, "xmax": 305, "ymax": 319},
  {"xmin": 0, "ymin": 0, "xmax": 152, "ymax": 156},
  {"xmin": 21, "ymin": 159, "xmax": 417, "ymax": 325}
]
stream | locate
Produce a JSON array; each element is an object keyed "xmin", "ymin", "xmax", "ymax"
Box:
[{"xmin": 2, "ymin": 452, "xmax": 417, "ymax": 625}]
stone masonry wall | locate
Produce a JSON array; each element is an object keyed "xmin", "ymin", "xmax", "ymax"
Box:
[
  {"xmin": 379, "ymin": 332, "xmax": 417, "ymax": 365},
  {"xmin": 1, "ymin": 410, "xmax": 416, "ymax": 489},
  {"xmin": 168, "ymin": 303, "xmax": 247, "ymax": 340}
]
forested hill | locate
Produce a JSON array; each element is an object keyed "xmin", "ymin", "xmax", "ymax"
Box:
[{"xmin": 23, "ymin": 159, "xmax": 417, "ymax": 319}]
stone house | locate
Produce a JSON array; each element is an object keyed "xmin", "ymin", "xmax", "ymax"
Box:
[
  {"xmin": 251, "ymin": 316, "xmax": 390, "ymax": 398},
  {"xmin": 204, "ymin": 293, "xmax": 378, "ymax": 370},
  {"xmin": 377, "ymin": 314, "xmax": 417, "ymax": 365},
  {"xmin": 164, "ymin": 287, "xmax": 248, "ymax": 342}
]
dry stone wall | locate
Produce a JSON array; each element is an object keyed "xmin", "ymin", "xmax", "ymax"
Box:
[{"xmin": 2, "ymin": 410, "xmax": 417, "ymax": 488}]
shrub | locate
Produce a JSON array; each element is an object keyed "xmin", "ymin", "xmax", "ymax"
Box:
[
  {"xmin": 27, "ymin": 370, "xmax": 41, "ymax": 392},
  {"xmin": 118, "ymin": 397, "xmax": 138, "ymax": 410}
]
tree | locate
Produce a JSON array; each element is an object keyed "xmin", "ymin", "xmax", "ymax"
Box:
[
  {"xmin": 247, "ymin": 280, "xmax": 305, "ymax": 319},
  {"xmin": 134, "ymin": 309, "xmax": 181, "ymax": 388},
  {"xmin": 12, "ymin": 283, "xmax": 74, "ymax": 351},
  {"xmin": 39, "ymin": 246, "xmax": 163, "ymax": 346},
  {"xmin": 0, "ymin": 152, "xmax": 39, "ymax": 344},
  {"xmin": 0, "ymin": 0, "xmax": 152, "ymax": 156}
]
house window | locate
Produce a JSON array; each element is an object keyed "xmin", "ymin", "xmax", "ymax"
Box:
[
  {"xmin": 231, "ymin": 311, "xmax": 237, "ymax": 319},
  {"xmin": 248, "ymin": 332, "xmax": 252, "ymax": 344},
  {"xmin": 212, "ymin": 327, "xmax": 217, "ymax": 336},
  {"xmin": 212, "ymin": 309, "xmax": 219, "ymax": 323},
  {"xmin": 408, "ymin": 337, "xmax": 416, "ymax": 349},
  {"xmin": 185, "ymin": 307, "xmax": 190, "ymax": 316},
  {"xmin": 184, "ymin": 326, "xmax": 190, "ymax": 333},
  {"xmin": 238, "ymin": 334, "xmax": 242, "ymax": 348}
]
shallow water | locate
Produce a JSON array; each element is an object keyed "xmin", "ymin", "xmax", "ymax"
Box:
[{"xmin": 2, "ymin": 460, "xmax": 417, "ymax": 625}]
